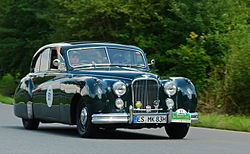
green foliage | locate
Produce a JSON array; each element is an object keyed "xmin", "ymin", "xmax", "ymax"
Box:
[
  {"xmin": 0, "ymin": 0, "xmax": 51, "ymax": 77},
  {"xmin": 0, "ymin": 93, "xmax": 14, "ymax": 105},
  {"xmin": 0, "ymin": 74, "xmax": 18, "ymax": 96},
  {"xmin": 192, "ymin": 114, "xmax": 250, "ymax": 132},
  {"xmin": 157, "ymin": 32, "xmax": 210, "ymax": 90}
]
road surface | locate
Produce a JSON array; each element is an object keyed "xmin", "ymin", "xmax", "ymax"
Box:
[{"xmin": 0, "ymin": 103, "xmax": 249, "ymax": 154}]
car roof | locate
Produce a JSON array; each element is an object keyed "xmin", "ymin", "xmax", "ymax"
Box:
[
  {"xmin": 62, "ymin": 41, "xmax": 142, "ymax": 51},
  {"xmin": 33, "ymin": 41, "xmax": 142, "ymax": 58}
]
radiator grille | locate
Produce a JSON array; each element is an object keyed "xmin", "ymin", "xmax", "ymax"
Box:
[{"xmin": 132, "ymin": 79, "xmax": 159, "ymax": 109}]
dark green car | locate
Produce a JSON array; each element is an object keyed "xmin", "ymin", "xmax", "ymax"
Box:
[{"xmin": 14, "ymin": 42, "xmax": 198, "ymax": 138}]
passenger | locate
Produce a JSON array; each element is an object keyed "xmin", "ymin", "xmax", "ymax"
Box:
[{"xmin": 70, "ymin": 53, "xmax": 79, "ymax": 65}]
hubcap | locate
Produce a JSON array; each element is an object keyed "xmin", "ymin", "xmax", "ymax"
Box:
[{"xmin": 80, "ymin": 107, "xmax": 88, "ymax": 126}]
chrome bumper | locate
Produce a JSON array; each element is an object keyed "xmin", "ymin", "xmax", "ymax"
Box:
[
  {"xmin": 91, "ymin": 111, "xmax": 199, "ymax": 124},
  {"xmin": 92, "ymin": 113, "xmax": 129, "ymax": 124},
  {"xmin": 190, "ymin": 112, "xmax": 199, "ymax": 123}
]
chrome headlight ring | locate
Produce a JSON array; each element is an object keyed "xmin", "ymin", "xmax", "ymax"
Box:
[
  {"xmin": 112, "ymin": 81, "xmax": 126, "ymax": 97},
  {"xmin": 164, "ymin": 81, "xmax": 177, "ymax": 96}
]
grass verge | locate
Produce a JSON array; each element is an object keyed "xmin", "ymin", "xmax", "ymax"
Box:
[
  {"xmin": 0, "ymin": 94, "xmax": 13, "ymax": 105},
  {"xmin": 192, "ymin": 113, "xmax": 250, "ymax": 132}
]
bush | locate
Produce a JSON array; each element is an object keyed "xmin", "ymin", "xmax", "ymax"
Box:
[
  {"xmin": 158, "ymin": 32, "xmax": 211, "ymax": 90},
  {"xmin": 0, "ymin": 73, "xmax": 18, "ymax": 96}
]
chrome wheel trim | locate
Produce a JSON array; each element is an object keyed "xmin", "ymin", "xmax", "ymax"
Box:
[{"xmin": 80, "ymin": 107, "xmax": 88, "ymax": 127}]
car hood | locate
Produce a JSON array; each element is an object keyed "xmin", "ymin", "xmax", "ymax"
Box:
[{"xmin": 71, "ymin": 67, "xmax": 158, "ymax": 81}]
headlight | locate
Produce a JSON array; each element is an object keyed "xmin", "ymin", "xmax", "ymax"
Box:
[
  {"xmin": 115, "ymin": 98, "xmax": 124, "ymax": 109},
  {"xmin": 164, "ymin": 82, "xmax": 177, "ymax": 96},
  {"xmin": 113, "ymin": 81, "xmax": 126, "ymax": 97}
]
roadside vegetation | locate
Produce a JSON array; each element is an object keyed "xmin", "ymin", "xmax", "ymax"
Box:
[
  {"xmin": 0, "ymin": 0, "xmax": 249, "ymax": 130},
  {"xmin": 192, "ymin": 114, "xmax": 250, "ymax": 132},
  {"xmin": 0, "ymin": 94, "xmax": 13, "ymax": 105}
]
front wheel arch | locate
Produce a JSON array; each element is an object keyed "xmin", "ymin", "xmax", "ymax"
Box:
[{"xmin": 70, "ymin": 93, "xmax": 81, "ymax": 124}]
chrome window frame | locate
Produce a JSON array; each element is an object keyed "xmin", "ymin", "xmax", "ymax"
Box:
[
  {"xmin": 66, "ymin": 47, "xmax": 147, "ymax": 68},
  {"xmin": 67, "ymin": 47, "xmax": 109, "ymax": 67},
  {"xmin": 106, "ymin": 47, "xmax": 146, "ymax": 67}
]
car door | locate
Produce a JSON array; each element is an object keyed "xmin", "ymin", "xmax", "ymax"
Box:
[{"xmin": 31, "ymin": 48, "xmax": 61, "ymax": 121}]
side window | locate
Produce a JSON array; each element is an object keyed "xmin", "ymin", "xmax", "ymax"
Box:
[
  {"xmin": 39, "ymin": 48, "xmax": 51, "ymax": 72},
  {"xmin": 34, "ymin": 55, "xmax": 41, "ymax": 72},
  {"xmin": 50, "ymin": 49, "xmax": 58, "ymax": 69}
]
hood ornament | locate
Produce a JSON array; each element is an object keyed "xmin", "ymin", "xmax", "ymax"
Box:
[{"xmin": 142, "ymin": 74, "xmax": 150, "ymax": 78}]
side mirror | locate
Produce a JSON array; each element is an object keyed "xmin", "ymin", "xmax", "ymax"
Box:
[
  {"xmin": 151, "ymin": 59, "xmax": 155, "ymax": 65},
  {"xmin": 149, "ymin": 59, "xmax": 155, "ymax": 66},
  {"xmin": 53, "ymin": 59, "xmax": 60, "ymax": 67}
]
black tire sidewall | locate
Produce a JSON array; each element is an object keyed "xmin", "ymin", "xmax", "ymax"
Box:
[
  {"xmin": 22, "ymin": 119, "xmax": 39, "ymax": 130},
  {"xmin": 76, "ymin": 100, "xmax": 94, "ymax": 137},
  {"xmin": 165, "ymin": 123, "xmax": 190, "ymax": 139}
]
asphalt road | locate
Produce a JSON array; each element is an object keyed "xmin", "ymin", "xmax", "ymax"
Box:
[{"xmin": 0, "ymin": 103, "xmax": 249, "ymax": 154}]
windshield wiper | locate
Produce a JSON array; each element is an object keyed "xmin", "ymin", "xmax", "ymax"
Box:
[
  {"xmin": 130, "ymin": 64, "xmax": 145, "ymax": 68},
  {"xmin": 73, "ymin": 64, "xmax": 146, "ymax": 69}
]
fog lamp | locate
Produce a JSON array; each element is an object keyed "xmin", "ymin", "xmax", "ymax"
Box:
[
  {"xmin": 115, "ymin": 98, "xmax": 124, "ymax": 109},
  {"xmin": 166, "ymin": 98, "xmax": 174, "ymax": 110}
]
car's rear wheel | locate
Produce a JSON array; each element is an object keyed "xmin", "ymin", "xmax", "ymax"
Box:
[
  {"xmin": 76, "ymin": 100, "xmax": 96, "ymax": 137},
  {"xmin": 165, "ymin": 123, "xmax": 190, "ymax": 139},
  {"xmin": 22, "ymin": 119, "xmax": 39, "ymax": 130}
]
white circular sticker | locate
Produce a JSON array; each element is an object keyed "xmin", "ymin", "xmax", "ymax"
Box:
[
  {"xmin": 46, "ymin": 85, "xmax": 53, "ymax": 107},
  {"xmin": 176, "ymin": 108, "xmax": 187, "ymax": 115}
]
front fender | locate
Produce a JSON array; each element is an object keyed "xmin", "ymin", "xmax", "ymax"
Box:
[
  {"xmin": 161, "ymin": 77, "xmax": 197, "ymax": 112},
  {"xmin": 62, "ymin": 76, "xmax": 109, "ymax": 113}
]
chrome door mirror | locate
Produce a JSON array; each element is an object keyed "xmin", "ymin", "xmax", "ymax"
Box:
[
  {"xmin": 151, "ymin": 59, "xmax": 155, "ymax": 65},
  {"xmin": 53, "ymin": 59, "xmax": 60, "ymax": 67},
  {"xmin": 149, "ymin": 59, "xmax": 155, "ymax": 66}
]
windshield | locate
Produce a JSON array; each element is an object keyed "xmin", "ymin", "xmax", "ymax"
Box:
[{"xmin": 68, "ymin": 47, "xmax": 146, "ymax": 68}]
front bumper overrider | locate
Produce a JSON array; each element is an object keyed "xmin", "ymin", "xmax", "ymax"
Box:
[{"xmin": 91, "ymin": 106, "xmax": 199, "ymax": 124}]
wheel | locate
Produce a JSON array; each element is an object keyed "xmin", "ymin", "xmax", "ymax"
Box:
[
  {"xmin": 22, "ymin": 119, "xmax": 39, "ymax": 130},
  {"xmin": 76, "ymin": 100, "xmax": 96, "ymax": 137},
  {"xmin": 165, "ymin": 123, "xmax": 190, "ymax": 139}
]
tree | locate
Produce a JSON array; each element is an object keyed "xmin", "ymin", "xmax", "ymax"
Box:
[{"xmin": 0, "ymin": 0, "xmax": 51, "ymax": 77}]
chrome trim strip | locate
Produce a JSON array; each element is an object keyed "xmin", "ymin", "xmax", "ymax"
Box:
[
  {"xmin": 104, "ymin": 47, "xmax": 111, "ymax": 64},
  {"xmin": 129, "ymin": 105, "xmax": 133, "ymax": 124},
  {"xmin": 91, "ymin": 113, "xmax": 129, "ymax": 124},
  {"xmin": 107, "ymin": 47, "xmax": 147, "ymax": 67},
  {"xmin": 67, "ymin": 47, "xmax": 107, "ymax": 67},
  {"xmin": 133, "ymin": 113, "xmax": 168, "ymax": 116},
  {"xmin": 190, "ymin": 112, "xmax": 199, "ymax": 123},
  {"xmin": 27, "ymin": 101, "xmax": 33, "ymax": 119},
  {"xmin": 133, "ymin": 108, "xmax": 163, "ymax": 111},
  {"xmin": 66, "ymin": 46, "xmax": 147, "ymax": 68}
]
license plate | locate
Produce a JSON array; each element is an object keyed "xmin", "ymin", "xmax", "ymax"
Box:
[
  {"xmin": 134, "ymin": 115, "xmax": 167, "ymax": 123},
  {"xmin": 171, "ymin": 109, "xmax": 191, "ymax": 123}
]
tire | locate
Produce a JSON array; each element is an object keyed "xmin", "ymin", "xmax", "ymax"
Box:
[
  {"xmin": 76, "ymin": 99, "xmax": 96, "ymax": 137},
  {"xmin": 165, "ymin": 123, "xmax": 190, "ymax": 139},
  {"xmin": 22, "ymin": 119, "xmax": 39, "ymax": 130}
]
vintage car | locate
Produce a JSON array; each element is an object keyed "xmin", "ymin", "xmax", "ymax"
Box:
[{"xmin": 14, "ymin": 41, "xmax": 198, "ymax": 139}]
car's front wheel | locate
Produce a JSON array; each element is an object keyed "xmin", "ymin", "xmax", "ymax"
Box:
[
  {"xmin": 165, "ymin": 123, "xmax": 190, "ymax": 139},
  {"xmin": 22, "ymin": 119, "xmax": 39, "ymax": 130},
  {"xmin": 76, "ymin": 100, "xmax": 95, "ymax": 137}
]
